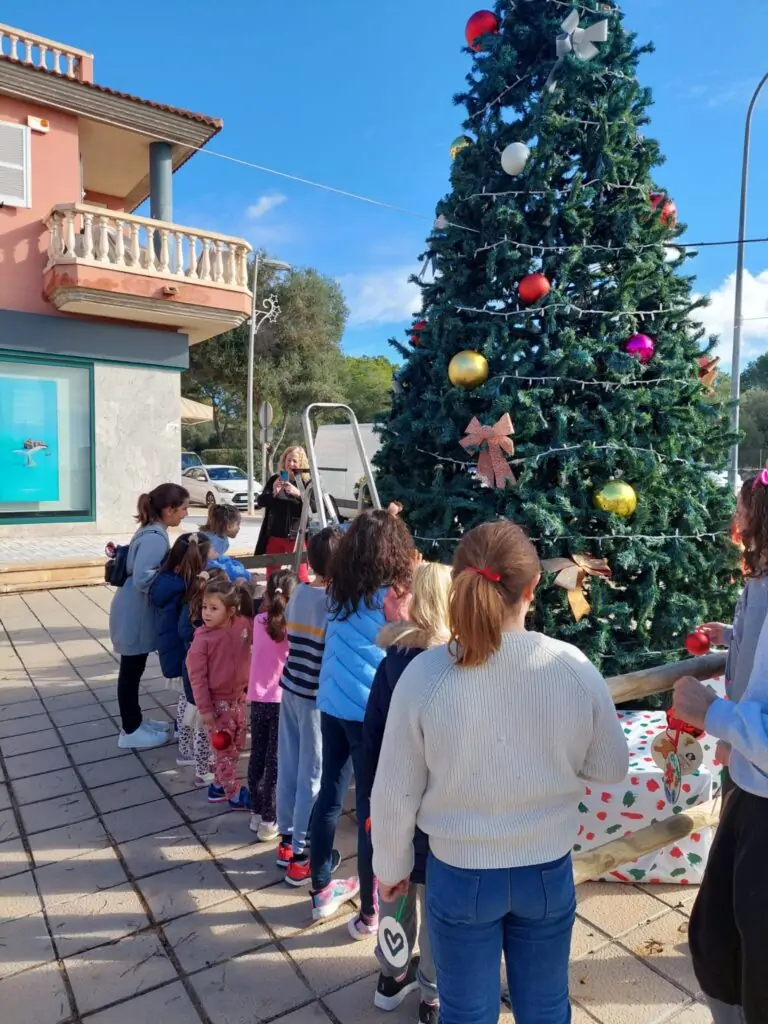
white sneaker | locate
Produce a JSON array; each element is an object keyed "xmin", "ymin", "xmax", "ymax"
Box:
[
  {"xmin": 249, "ymin": 813, "xmax": 262, "ymax": 834},
  {"xmin": 146, "ymin": 719, "xmax": 172, "ymax": 733},
  {"xmin": 176, "ymin": 755, "xmax": 196, "ymax": 766},
  {"xmin": 257, "ymin": 821, "xmax": 279, "ymax": 842},
  {"xmin": 118, "ymin": 722, "xmax": 172, "ymax": 750}
]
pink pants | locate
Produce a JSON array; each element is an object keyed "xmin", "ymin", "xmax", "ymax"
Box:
[{"xmin": 211, "ymin": 696, "xmax": 247, "ymax": 798}]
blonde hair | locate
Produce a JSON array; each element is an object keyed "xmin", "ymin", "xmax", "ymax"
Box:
[
  {"xmin": 449, "ymin": 522, "xmax": 540, "ymax": 668},
  {"xmin": 397, "ymin": 562, "xmax": 452, "ymax": 648},
  {"xmin": 280, "ymin": 446, "xmax": 309, "ymax": 472}
]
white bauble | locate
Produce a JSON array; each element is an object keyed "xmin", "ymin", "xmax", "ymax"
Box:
[{"xmin": 501, "ymin": 142, "xmax": 530, "ymax": 176}]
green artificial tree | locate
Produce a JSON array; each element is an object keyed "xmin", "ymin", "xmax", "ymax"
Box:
[{"xmin": 375, "ymin": 0, "xmax": 739, "ymax": 695}]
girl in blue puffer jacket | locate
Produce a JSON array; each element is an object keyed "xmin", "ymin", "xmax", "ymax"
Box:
[
  {"xmin": 200, "ymin": 504, "xmax": 251, "ymax": 582},
  {"xmin": 150, "ymin": 533, "xmax": 213, "ymax": 784},
  {"xmin": 309, "ymin": 509, "xmax": 416, "ymax": 936}
]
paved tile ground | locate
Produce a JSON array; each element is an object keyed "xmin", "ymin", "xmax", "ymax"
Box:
[
  {"xmin": 0, "ymin": 515, "xmax": 263, "ymax": 567},
  {"xmin": 0, "ymin": 586, "xmax": 712, "ymax": 1024}
]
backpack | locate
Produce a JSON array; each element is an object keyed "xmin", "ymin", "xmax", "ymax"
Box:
[{"xmin": 104, "ymin": 542, "xmax": 130, "ymax": 587}]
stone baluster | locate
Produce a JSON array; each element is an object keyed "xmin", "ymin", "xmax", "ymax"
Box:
[
  {"xmin": 174, "ymin": 232, "xmax": 184, "ymax": 276},
  {"xmin": 82, "ymin": 212, "xmax": 94, "ymax": 259},
  {"xmin": 64, "ymin": 209, "xmax": 76, "ymax": 256},
  {"xmin": 47, "ymin": 214, "xmax": 61, "ymax": 262},
  {"xmin": 65, "ymin": 54, "xmax": 77, "ymax": 78},
  {"xmin": 145, "ymin": 226, "xmax": 156, "ymax": 270},
  {"xmin": 38, "ymin": 44, "xmax": 48, "ymax": 70},
  {"xmin": 0, "ymin": 30, "xmax": 5, "ymax": 58},
  {"xmin": 97, "ymin": 215, "xmax": 109, "ymax": 262},
  {"xmin": 213, "ymin": 241, "xmax": 224, "ymax": 283},
  {"xmin": 51, "ymin": 48, "xmax": 61, "ymax": 74},
  {"xmin": 8, "ymin": 34, "xmax": 19, "ymax": 60},
  {"xmin": 223, "ymin": 244, "xmax": 235, "ymax": 285},
  {"xmin": 186, "ymin": 235, "xmax": 198, "ymax": 279},
  {"xmin": 114, "ymin": 220, "xmax": 126, "ymax": 267},
  {"xmin": 129, "ymin": 222, "xmax": 141, "ymax": 266},
  {"xmin": 237, "ymin": 247, "xmax": 249, "ymax": 288},
  {"xmin": 199, "ymin": 240, "xmax": 212, "ymax": 282},
  {"xmin": 23, "ymin": 38, "xmax": 33, "ymax": 64},
  {"xmin": 158, "ymin": 229, "xmax": 171, "ymax": 274}
]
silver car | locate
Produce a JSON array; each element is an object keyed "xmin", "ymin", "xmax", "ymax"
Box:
[{"xmin": 182, "ymin": 465, "xmax": 254, "ymax": 509}]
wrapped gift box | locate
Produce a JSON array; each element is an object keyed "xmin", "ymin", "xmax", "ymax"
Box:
[{"xmin": 573, "ymin": 706, "xmax": 723, "ymax": 885}]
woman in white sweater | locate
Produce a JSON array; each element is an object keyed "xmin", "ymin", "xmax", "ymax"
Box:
[{"xmin": 370, "ymin": 522, "xmax": 629, "ymax": 1024}]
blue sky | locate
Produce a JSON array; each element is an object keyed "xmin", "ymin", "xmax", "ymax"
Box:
[{"xmin": 8, "ymin": 0, "xmax": 768, "ymax": 366}]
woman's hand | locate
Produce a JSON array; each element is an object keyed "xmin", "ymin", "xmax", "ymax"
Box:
[
  {"xmin": 282, "ymin": 483, "xmax": 301, "ymax": 499},
  {"xmin": 201, "ymin": 712, "xmax": 217, "ymax": 730},
  {"xmin": 380, "ymin": 879, "xmax": 410, "ymax": 903},
  {"xmin": 715, "ymin": 740, "xmax": 731, "ymax": 767},
  {"xmin": 673, "ymin": 676, "xmax": 719, "ymax": 732},
  {"xmin": 698, "ymin": 623, "xmax": 729, "ymax": 647}
]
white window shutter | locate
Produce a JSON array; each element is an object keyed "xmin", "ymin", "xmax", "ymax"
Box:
[{"xmin": 0, "ymin": 122, "xmax": 31, "ymax": 208}]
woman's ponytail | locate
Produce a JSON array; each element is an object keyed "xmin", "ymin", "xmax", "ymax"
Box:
[
  {"xmin": 136, "ymin": 494, "xmax": 152, "ymax": 527},
  {"xmin": 449, "ymin": 569, "xmax": 505, "ymax": 668}
]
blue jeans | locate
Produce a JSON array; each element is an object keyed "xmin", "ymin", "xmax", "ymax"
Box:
[
  {"xmin": 309, "ymin": 713, "xmax": 375, "ymax": 917},
  {"xmin": 276, "ymin": 690, "xmax": 322, "ymax": 856},
  {"xmin": 426, "ymin": 852, "xmax": 576, "ymax": 1024}
]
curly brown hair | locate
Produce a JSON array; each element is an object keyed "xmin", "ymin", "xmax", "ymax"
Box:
[
  {"xmin": 737, "ymin": 476, "xmax": 768, "ymax": 577},
  {"xmin": 327, "ymin": 510, "xmax": 415, "ymax": 620}
]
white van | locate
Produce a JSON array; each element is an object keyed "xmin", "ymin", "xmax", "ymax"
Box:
[{"xmin": 313, "ymin": 423, "xmax": 381, "ymax": 504}]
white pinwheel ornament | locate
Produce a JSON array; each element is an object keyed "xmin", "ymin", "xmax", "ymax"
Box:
[{"xmin": 546, "ymin": 10, "xmax": 609, "ymax": 92}]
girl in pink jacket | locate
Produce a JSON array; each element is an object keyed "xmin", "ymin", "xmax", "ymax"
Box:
[{"xmin": 186, "ymin": 576, "xmax": 254, "ymax": 809}]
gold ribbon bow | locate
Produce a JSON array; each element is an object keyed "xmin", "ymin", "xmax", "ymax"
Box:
[
  {"xmin": 541, "ymin": 553, "xmax": 612, "ymax": 621},
  {"xmin": 460, "ymin": 414, "xmax": 516, "ymax": 488}
]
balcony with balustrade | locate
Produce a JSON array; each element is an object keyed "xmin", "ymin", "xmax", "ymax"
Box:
[{"xmin": 43, "ymin": 205, "xmax": 253, "ymax": 344}]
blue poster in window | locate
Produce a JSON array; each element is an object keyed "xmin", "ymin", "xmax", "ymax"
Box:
[{"xmin": 0, "ymin": 377, "xmax": 60, "ymax": 503}]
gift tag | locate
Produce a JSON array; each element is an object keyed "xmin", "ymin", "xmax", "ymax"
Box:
[
  {"xmin": 651, "ymin": 731, "xmax": 703, "ymax": 777},
  {"xmin": 663, "ymin": 750, "xmax": 683, "ymax": 805},
  {"xmin": 378, "ymin": 916, "xmax": 409, "ymax": 971}
]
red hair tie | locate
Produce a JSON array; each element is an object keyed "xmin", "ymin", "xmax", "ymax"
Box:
[{"xmin": 468, "ymin": 567, "xmax": 501, "ymax": 583}]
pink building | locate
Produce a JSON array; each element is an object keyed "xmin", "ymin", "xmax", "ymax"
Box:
[{"xmin": 0, "ymin": 23, "xmax": 252, "ymax": 535}]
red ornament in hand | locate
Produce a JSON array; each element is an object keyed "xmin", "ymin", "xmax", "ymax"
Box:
[
  {"xmin": 410, "ymin": 320, "xmax": 427, "ymax": 346},
  {"xmin": 518, "ymin": 273, "xmax": 551, "ymax": 305},
  {"xmin": 211, "ymin": 729, "xmax": 232, "ymax": 751},
  {"xmin": 684, "ymin": 630, "xmax": 711, "ymax": 657},
  {"xmin": 465, "ymin": 10, "xmax": 500, "ymax": 51}
]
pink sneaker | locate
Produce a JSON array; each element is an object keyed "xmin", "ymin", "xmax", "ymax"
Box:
[
  {"xmin": 311, "ymin": 877, "xmax": 360, "ymax": 922},
  {"xmin": 348, "ymin": 911, "xmax": 378, "ymax": 940}
]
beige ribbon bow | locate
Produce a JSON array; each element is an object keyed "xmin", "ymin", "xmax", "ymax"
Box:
[
  {"xmin": 460, "ymin": 414, "xmax": 516, "ymax": 488},
  {"xmin": 541, "ymin": 553, "xmax": 612, "ymax": 621}
]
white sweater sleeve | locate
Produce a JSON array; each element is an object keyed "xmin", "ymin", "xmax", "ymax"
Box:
[
  {"xmin": 578, "ymin": 667, "xmax": 630, "ymax": 784},
  {"xmin": 371, "ymin": 664, "xmax": 429, "ymax": 886}
]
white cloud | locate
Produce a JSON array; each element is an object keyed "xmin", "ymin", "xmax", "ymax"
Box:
[
  {"xmin": 338, "ymin": 265, "xmax": 423, "ymax": 326},
  {"xmin": 696, "ymin": 268, "xmax": 768, "ymax": 369},
  {"xmin": 246, "ymin": 194, "xmax": 287, "ymax": 219}
]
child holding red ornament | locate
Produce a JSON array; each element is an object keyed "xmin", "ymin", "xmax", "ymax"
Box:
[
  {"xmin": 186, "ymin": 576, "xmax": 255, "ymax": 809},
  {"xmin": 692, "ymin": 473, "xmax": 768, "ymax": 793}
]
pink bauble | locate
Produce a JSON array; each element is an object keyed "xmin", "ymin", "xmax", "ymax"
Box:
[{"xmin": 624, "ymin": 333, "xmax": 655, "ymax": 364}]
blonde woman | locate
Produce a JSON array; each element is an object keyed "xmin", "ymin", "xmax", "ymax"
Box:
[
  {"xmin": 255, "ymin": 446, "xmax": 312, "ymax": 582},
  {"xmin": 358, "ymin": 562, "xmax": 452, "ymax": 1024}
]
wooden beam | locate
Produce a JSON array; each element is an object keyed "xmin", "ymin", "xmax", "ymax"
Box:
[{"xmin": 607, "ymin": 652, "xmax": 726, "ymax": 704}]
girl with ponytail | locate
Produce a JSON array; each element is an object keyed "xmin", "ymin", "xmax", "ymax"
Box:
[{"xmin": 370, "ymin": 521, "xmax": 628, "ymax": 1024}]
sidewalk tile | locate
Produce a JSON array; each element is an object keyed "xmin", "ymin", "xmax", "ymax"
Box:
[
  {"xmin": 162, "ymin": 896, "xmax": 269, "ymax": 973},
  {"xmin": 118, "ymin": 826, "xmax": 208, "ymax": 880},
  {"xmin": 276, "ymin": 1004, "xmax": 333, "ymax": 1024},
  {"xmin": 47, "ymin": 883, "xmax": 150, "ymax": 957},
  {"xmin": 0, "ymin": 961, "xmax": 70, "ymax": 1024},
  {"xmin": 0, "ymin": 699, "xmax": 45, "ymax": 723},
  {"xmin": 282, "ymin": 912, "xmax": 376, "ymax": 996},
  {"xmin": 577, "ymin": 882, "xmax": 678, "ymax": 938},
  {"xmin": 325, "ymin": 976, "xmax": 417, "ymax": 1023},
  {"xmin": 667, "ymin": 1004, "xmax": 711, "ymax": 1023},
  {"xmin": 12, "ymin": 767, "xmax": 82, "ymax": 806},
  {"xmin": 136, "ymin": 859, "xmax": 236, "ymax": 923},
  {"xmin": 83, "ymin": 980, "xmax": 200, "ymax": 1024},
  {"xmin": 0, "ymin": 836, "xmax": 27, "ymax": 879},
  {"xmin": 192, "ymin": 812, "xmax": 255, "ymax": 856},
  {"xmin": 66, "ymin": 929, "xmax": 176, "ymax": 1015},
  {"xmin": 5, "ymin": 746, "xmax": 70, "ymax": 780},
  {"xmin": 0, "ymin": 911, "xmax": 55, "ymax": 979},
  {"xmin": 59, "ymin": 718, "xmax": 118, "ymax": 744},
  {"xmin": 20, "ymin": 791, "xmax": 95, "ymax": 835},
  {"xmin": 49, "ymin": 703, "xmax": 108, "ymax": 728},
  {"xmin": 28, "ymin": 816, "xmax": 109, "ymax": 868},
  {"xmin": 217, "ymin": 840, "xmax": 285, "ymax": 894},
  {"xmin": 68, "ymin": 735, "xmax": 129, "ymax": 766},
  {"xmin": 36, "ymin": 847, "xmax": 128, "ymax": 910},
  {"xmin": 102, "ymin": 798, "xmax": 183, "ymax": 844},
  {"xmin": 0, "ymin": 728, "xmax": 61, "ymax": 757},
  {"xmin": 79, "ymin": 755, "xmax": 147, "ymax": 789},
  {"xmin": 0, "ymin": 784, "xmax": 8, "ymax": 810},
  {"xmin": 619, "ymin": 911, "xmax": 698, "ymax": 996},
  {"xmin": 0, "ymin": 808, "xmax": 19, "ymax": 842},
  {"xmin": 0, "ymin": 714, "xmax": 52, "ymax": 740},
  {"xmin": 0, "ymin": 869, "xmax": 41, "ymax": 921},
  {"xmin": 190, "ymin": 945, "xmax": 313, "ymax": 1023},
  {"xmin": 90, "ymin": 775, "xmax": 165, "ymax": 815}
]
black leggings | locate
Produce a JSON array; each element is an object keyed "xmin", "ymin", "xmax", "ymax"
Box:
[
  {"xmin": 689, "ymin": 785, "xmax": 768, "ymax": 1022},
  {"xmin": 248, "ymin": 702, "xmax": 280, "ymax": 822},
  {"xmin": 117, "ymin": 653, "xmax": 148, "ymax": 734}
]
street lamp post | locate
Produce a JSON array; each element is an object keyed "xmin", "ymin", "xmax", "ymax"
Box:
[
  {"xmin": 246, "ymin": 255, "xmax": 291, "ymax": 516},
  {"xmin": 729, "ymin": 71, "xmax": 768, "ymax": 490}
]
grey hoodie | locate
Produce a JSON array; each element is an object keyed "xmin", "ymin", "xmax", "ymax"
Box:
[
  {"xmin": 109, "ymin": 523, "xmax": 169, "ymax": 657},
  {"xmin": 724, "ymin": 576, "xmax": 768, "ymax": 704}
]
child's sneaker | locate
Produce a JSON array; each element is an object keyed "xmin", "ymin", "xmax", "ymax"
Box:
[
  {"xmin": 288, "ymin": 848, "xmax": 338, "ymax": 888},
  {"xmin": 249, "ymin": 813, "xmax": 262, "ymax": 834},
  {"xmin": 311, "ymin": 876, "xmax": 360, "ymax": 921},
  {"xmin": 176, "ymin": 755, "xmax": 196, "ymax": 767},
  {"xmin": 256, "ymin": 820, "xmax": 279, "ymax": 842},
  {"xmin": 207, "ymin": 784, "xmax": 228, "ymax": 803},
  {"xmin": 374, "ymin": 958, "xmax": 420, "ymax": 1011},
  {"xmin": 195, "ymin": 774, "xmax": 213, "ymax": 789},
  {"xmin": 276, "ymin": 836, "xmax": 293, "ymax": 868},
  {"xmin": 348, "ymin": 911, "xmax": 378, "ymax": 940},
  {"xmin": 228, "ymin": 786, "xmax": 250, "ymax": 811},
  {"xmin": 418, "ymin": 1002, "xmax": 439, "ymax": 1024}
]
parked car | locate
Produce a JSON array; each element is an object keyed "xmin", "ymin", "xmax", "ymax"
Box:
[
  {"xmin": 182, "ymin": 451, "xmax": 204, "ymax": 471},
  {"xmin": 182, "ymin": 465, "xmax": 254, "ymax": 509}
]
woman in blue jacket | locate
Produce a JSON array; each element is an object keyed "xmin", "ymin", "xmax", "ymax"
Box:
[{"xmin": 309, "ymin": 510, "xmax": 416, "ymax": 934}]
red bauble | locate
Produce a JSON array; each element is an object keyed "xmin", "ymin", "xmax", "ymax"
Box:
[
  {"xmin": 211, "ymin": 729, "xmax": 232, "ymax": 751},
  {"xmin": 410, "ymin": 319, "xmax": 427, "ymax": 346},
  {"xmin": 684, "ymin": 630, "xmax": 711, "ymax": 657},
  {"xmin": 465, "ymin": 10, "xmax": 499, "ymax": 51},
  {"xmin": 650, "ymin": 193, "xmax": 677, "ymax": 228},
  {"xmin": 518, "ymin": 273, "xmax": 551, "ymax": 305}
]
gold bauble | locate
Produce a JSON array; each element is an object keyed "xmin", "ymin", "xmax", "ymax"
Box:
[
  {"xmin": 450, "ymin": 135, "xmax": 473, "ymax": 161},
  {"xmin": 448, "ymin": 350, "xmax": 489, "ymax": 390},
  {"xmin": 594, "ymin": 480, "xmax": 638, "ymax": 518}
]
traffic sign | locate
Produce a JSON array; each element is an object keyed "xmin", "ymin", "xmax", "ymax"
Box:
[
  {"xmin": 258, "ymin": 402, "xmax": 274, "ymax": 429},
  {"xmin": 259, "ymin": 427, "xmax": 274, "ymax": 445}
]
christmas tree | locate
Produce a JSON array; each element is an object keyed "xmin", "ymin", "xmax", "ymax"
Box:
[{"xmin": 375, "ymin": 1, "xmax": 739, "ymax": 686}]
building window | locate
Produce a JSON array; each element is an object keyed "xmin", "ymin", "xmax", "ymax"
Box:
[
  {"xmin": 0, "ymin": 122, "xmax": 31, "ymax": 208},
  {"xmin": 0, "ymin": 359, "xmax": 93, "ymax": 521}
]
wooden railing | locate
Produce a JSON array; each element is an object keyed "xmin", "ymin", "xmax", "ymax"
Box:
[
  {"xmin": 45, "ymin": 204, "xmax": 253, "ymax": 291},
  {"xmin": 0, "ymin": 23, "xmax": 93, "ymax": 82}
]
